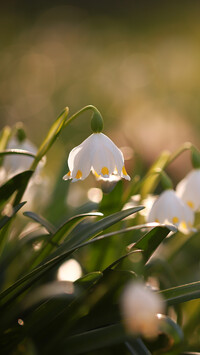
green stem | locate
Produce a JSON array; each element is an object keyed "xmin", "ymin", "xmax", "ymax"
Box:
[
  {"xmin": 166, "ymin": 142, "xmax": 192, "ymax": 165},
  {"xmin": 64, "ymin": 105, "xmax": 102, "ymax": 127}
]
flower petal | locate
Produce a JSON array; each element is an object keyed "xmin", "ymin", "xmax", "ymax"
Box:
[
  {"xmin": 98, "ymin": 133, "xmax": 124, "ymax": 173},
  {"xmin": 67, "ymin": 135, "xmax": 93, "ymax": 181},
  {"xmin": 91, "ymin": 134, "xmax": 116, "ymax": 178},
  {"xmin": 147, "ymin": 189, "xmax": 194, "ymax": 234},
  {"xmin": 176, "ymin": 169, "xmax": 200, "ymax": 211}
]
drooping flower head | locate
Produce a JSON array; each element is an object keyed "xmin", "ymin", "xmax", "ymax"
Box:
[
  {"xmin": 63, "ymin": 133, "xmax": 130, "ymax": 182},
  {"xmin": 147, "ymin": 189, "xmax": 194, "ymax": 234},
  {"xmin": 121, "ymin": 281, "xmax": 164, "ymax": 339},
  {"xmin": 176, "ymin": 169, "xmax": 200, "ymax": 211}
]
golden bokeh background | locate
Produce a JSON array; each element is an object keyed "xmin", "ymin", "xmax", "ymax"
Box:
[{"xmin": 1, "ymin": 1, "xmax": 200, "ymax": 184}]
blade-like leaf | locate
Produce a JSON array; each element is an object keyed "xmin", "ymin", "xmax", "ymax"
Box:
[
  {"xmin": 55, "ymin": 206, "xmax": 145, "ymax": 253},
  {"xmin": 31, "ymin": 212, "xmax": 103, "ymax": 268},
  {"xmin": 0, "ymin": 126, "xmax": 11, "ymax": 158},
  {"xmin": 23, "ymin": 211, "xmax": 56, "ymax": 234},
  {"xmin": 125, "ymin": 340, "xmax": 151, "ymax": 355},
  {"xmin": 75, "ymin": 271, "xmax": 103, "ymax": 290},
  {"xmin": 58, "ymin": 323, "xmax": 127, "ymax": 354},
  {"xmin": 0, "ymin": 149, "xmax": 36, "ymax": 159},
  {"xmin": 31, "ymin": 107, "xmax": 69, "ymax": 170},
  {"xmin": 160, "ymin": 280, "xmax": 200, "ymax": 305},
  {"xmin": 0, "ymin": 232, "xmax": 50, "ymax": 270},
  {"xmin": 0, "ymin": 170, "xmax": 33, "ymax": 206},
  {"xmin": 140, "ymin": 151, "xmax": 170, "ymax": 198},
  {"xmin": 0, "ymin": 208, "xmax": 143, "ymax": 306},
  {"xmin": 129, "ymin": 224, "xmax": 176, "ymax": 263},
  {"xmin": 0, "ymin": 202, "xmax": 26, "ymax": 230}
]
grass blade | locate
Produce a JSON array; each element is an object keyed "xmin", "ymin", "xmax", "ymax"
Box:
[
  {"xmin": 23, "ymin": 211, "xmax": 56, "ymax": 234},
  {"xmin": 0, "ymin": 170, "xmax": 33, "ymax": 207}
]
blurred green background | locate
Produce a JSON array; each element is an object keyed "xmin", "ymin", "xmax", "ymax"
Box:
[{"xmin": 1, "ymin": 0, "xmax": 200, "ymax": 184}]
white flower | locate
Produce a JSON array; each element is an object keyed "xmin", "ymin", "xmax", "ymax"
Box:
[
  {"xmin": 0, "ymin": 167, "xmax": 7, "ymax": 185},
  {"xmin": 147, "ymin": 189, "xmax": 194, "ymax": 234},
  {"xmin": 176, "ymin": 169, "xmax": 200, "ymax": 211},
  {"xmin": 4, "ymin": 137, "xmax": 37, "ymax": 175},
  {"xmin": 2, "ymin": 137, "xmax": 47, "ymax": 209},
  {"xmin": 63, "ymin": 133, "xmax": 130, "ymax": 182},
  {"xmin": 3, "ymin": 137, "xmax": 45, "ymax": 178},
  {"xmin": 121, "ymin": 281, "xmax": 164, "ymax": 339}
]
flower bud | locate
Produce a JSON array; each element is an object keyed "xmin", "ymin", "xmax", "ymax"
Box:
[
  {"xmin": 191, "ymin": 146, "xmax": 200, "ymax": 169},
  {"xmin": 90, "ymin": 109, "xmax": 104, "ymax": 133}
]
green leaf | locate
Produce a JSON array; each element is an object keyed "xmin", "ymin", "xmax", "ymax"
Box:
[
  {"xmin": 104, "ymin": 249, "xmax": 142, "ymax": 273},
  {"xmin": 75, "ymin": 271, "xmax": 103, "ymax": 290},
  {"xmin": 0, "ymin": 232, "xmax": 50, "ymax": 270},
  {"xmin": 0, "ymin": 208, "xmax": 143, "ymax": 307},
  {"xmin": 31, "ymin": 212, "xmax": 103, "ymax": 268},
  {"xmin": 140, "ymin": 151, "xmax": 171, "ymax": 198},
  {"xmin": 160, "ymin": 280, "xmax": 200, "ymax": 305},
  {"xmin": 0, "ymin": 170, "xmax": 33, "ymax": 207},
  {"xmin": 0, "ymin": 202, "xmax": 26, "ymax": 230},
  {"xmin": 31, "ymin": 107, "xmax": 69, "ymax": 170},
  {"xmin": 0, "ymin": 126, "xmax": 11, "ymax": 149},
  {"xmin": 44, "ymin": 162, "xmax": 71, "ymax": 223},
  {"xmin": 0, "ymin": 126, "xmax": 11, "ymax": 163},
  {"xmin": 129, "ymin": 224, "xmax": 176, "ymax": 263},
  {"xmin": 0, "ymin": 149, "xmax": 36, "ymax": 159},
  {"xmin": 57, "ymin": 206, "xmax": 144, "ymax": 252},
  {"xmin": 125, "ymin": 339, "xmax": 151, "ymax": 355},
  {"xmin": 60, "ymin": 323, "xmax": 127, "ymax": 354},
  {"xmin": 23, "ymin": 211, "xmax": 56, "ymax": 234}
]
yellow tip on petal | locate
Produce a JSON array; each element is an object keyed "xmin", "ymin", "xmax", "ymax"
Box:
[
  {"xmin": 187, "ymin": 200, "xmax": 194, "ymax": 209},
  {"xmin": 93, "ymin": 170, "xmax": 101, "ymax": 178},
  {"xmin": 180, "ymin": 221, "xmax": 187, "ymax": 230},
  {"xmin": 121, "ymin": 165, "xmax": 131, "ymax": 180},
  {"xmin": 155, "ymin": 218, "xmax": 160, "ymax": 223},
  {"xmin": 101, "ymin": 167, "xmax": 109, "ymax": 175},
  {"xmin": 63, "ymin": 171, "xmax": 71, "ymax": 180},
  {"xmin": 122, "ymin": 166, "xmax": 128, "ymax": 176},
  {"xmin": 75, "ymin": 170, "xmax": 82, "ymax": 179},
  {"xmin": 172, "ymin": 216, "xmax": 179, "ymax": 224}
]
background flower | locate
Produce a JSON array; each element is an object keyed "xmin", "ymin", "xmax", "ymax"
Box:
[
  {"xmin": 176, "ymin": 169, "xmax": 200, "ymax": 211},
  {"xmin": 121, "ymin": 281, "xmax": 165, "ymax": 339}
]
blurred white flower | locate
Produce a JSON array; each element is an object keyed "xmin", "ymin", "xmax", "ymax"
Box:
[
  {"xmin": 63, "ymin": 133, "xmax": 130, "ymax": 182},
  {"xmin": 0, "ymin": 167, "xmax": 7, "ymax": 185},
  {"xmin": 147, "ymin": 189, "xmax": 194, "ymax": 234},
  {"xmin": 2, "ymin": 135, "xmax": 48, "ymax": 210},
  {"xmin": 121, "ymin": 281, "xmax": 164, "ymax": 339},
  {"xmin": 176, "ymin": 169, "xmax": 200, "ymax": 211},
  {"xmin": 140, "ymin": 194, "xmax": 157, "ymax": 217},
  {"xmin": 23, "ymin": 175, "xmax": 50, "ymax": 210},
  {"xmin": 4, "ymin": 137, "xmax": 37, "ymax": 176}
]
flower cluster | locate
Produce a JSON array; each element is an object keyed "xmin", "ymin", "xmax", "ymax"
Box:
[{"xmin": 63, "ymin": 120, "xmax": 200, "ymax": 235}]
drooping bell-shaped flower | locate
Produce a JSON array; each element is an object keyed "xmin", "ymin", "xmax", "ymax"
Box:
[
  {"xmin": 121, "ymin": 281, "xmax": 164, "ymax": 339},
  {"xmin": 176, "ymin": 169, "xmax": 200, "ymax": 211},
  {"xmin": 147, "ymin": 189, "xmax": 194, "ymax": 234},
  {"xmin": 63, "ymin": 133, "xmax": 130, "ymax": 182}
]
